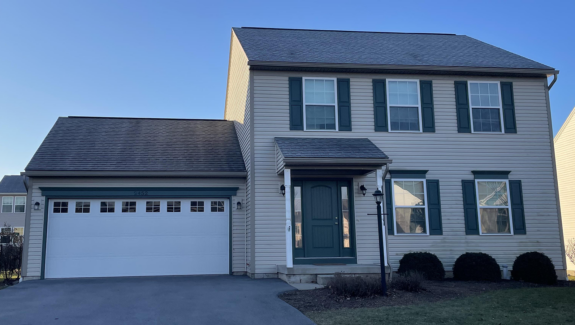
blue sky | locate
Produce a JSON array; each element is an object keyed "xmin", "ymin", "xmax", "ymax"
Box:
[{"xmin": 1, "ymin": 0, "xmax": 573, "ymax": 177}]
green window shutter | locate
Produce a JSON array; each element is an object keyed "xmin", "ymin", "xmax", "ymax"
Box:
[
  {"xmin": 501, "ymin": 82, "xmax": 517, "ymax": 134},
  {"xmin": 385, "ymin": 179, "xmax": 394, "ymax": 235},
  {"xmin": 461, "ymin": 180, "xmax": 479, "ymax": 235},
  {"xmin": 420, "ymin": 80, "xmax": 435, "ymax": 132},
  {"xmin": 289, "ymin": 77, "xmax": 304, "ymax": 130},
  {"xmin": 426, "ymin": 179, "xmax": 443, "ymax": 235},
  {"xmin": 337, "ymin": 78, "xmax": 352, "ymax": 131},
  {"xmin": 509, "ymin": 180, "xmax": 526, "ymax": 234},
  {"xmin": 373, "ymin": 79, "xmax": 388, "ymax": 132},
  {"xmin": 454, "ymin": 81, "xmax": 471, "ymax": 133}
]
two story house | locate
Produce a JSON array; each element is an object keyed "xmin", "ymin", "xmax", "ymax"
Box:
[{"xmin": 20, "ymin": 27, "xmax": 566, "ymax": 282}]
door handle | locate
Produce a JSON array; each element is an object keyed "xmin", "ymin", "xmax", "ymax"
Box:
[{"xmin": 335, "ymin": 222, "xmax": 339, "ymax": 225}]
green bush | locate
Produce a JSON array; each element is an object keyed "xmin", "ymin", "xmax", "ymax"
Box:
[
  {"xmin": 390, "ymin": 272, "xmax": 425, "ymax": 292},
  {"xmin": 512, "ymin": 252, "xmax": 557, "ymax": 285},
  {"xmin": 453, "ymin": 252, "xmax": 501, "ymax": 281},
  {"xmin": 397, "ymin": 252, "xmax": 445, "ymax": 280},
  {"xmin": 328, "ymin": 273, "xmax": 382, "ymax": 297}
]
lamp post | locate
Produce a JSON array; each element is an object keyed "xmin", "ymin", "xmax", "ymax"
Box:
[{"xmin": 372, "ymin": 189, "xmax": 387, "ymax": 296}]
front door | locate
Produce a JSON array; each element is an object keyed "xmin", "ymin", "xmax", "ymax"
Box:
[{"xmin": 292, "ymin": 180, "xmax": 356, "ymax": 264}]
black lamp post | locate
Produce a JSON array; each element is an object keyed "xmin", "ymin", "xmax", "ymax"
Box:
[{"xmin": 372, "ymin": 189, "xmax": 387, "ymax": 296}]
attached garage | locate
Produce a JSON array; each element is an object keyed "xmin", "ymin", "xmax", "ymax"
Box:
[
  {"xmin": 45, "ymin": 197, "xmax": 230, "ymax": 279},
  {"xmin": 21, "ymin": 117, "xmax": 247, "ymax": 280}
]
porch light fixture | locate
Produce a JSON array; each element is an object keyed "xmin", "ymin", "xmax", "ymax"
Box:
[
  {"xmin": 33, "ymin": 202, "xmax": 40, "ymax": 210},
  {"xmin": 372, "ymin": 189, "xmax": 383, "ymax": 203},
  {"xmin": 280, "ymin": 184, "xmax": 286, "ymax": 196},
  {"xmin": 237, "ymin": 201, "xmax": 242, "ymax": 210},
  {"xmin": 360, "ymin": 185, "xmax": 367, "ymax": 196},
  {"xmin": 372, "ymin": 189, "xmax": 387, "ymax": 296}
]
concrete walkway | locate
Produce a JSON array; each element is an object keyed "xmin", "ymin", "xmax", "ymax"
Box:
[{"xmin": 0, "ymin": 276, "xmax": 314, "ymax": 325}]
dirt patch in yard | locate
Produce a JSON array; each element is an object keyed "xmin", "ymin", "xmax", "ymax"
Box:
[{"xmin": 280, "ymin": 279, "xmax": 575, "ymax": 313}]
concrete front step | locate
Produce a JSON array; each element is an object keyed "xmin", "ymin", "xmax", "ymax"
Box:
[{"xmin": 277, "ymin": 264, "xmax": 390, "ymax": 284}]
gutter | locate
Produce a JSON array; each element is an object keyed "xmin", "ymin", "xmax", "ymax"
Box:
[
  {"xmin": 22, "ymin": 171, "xmax": 248, "ymax": 178},
  {"xmin": 248, "ymin": 61, "xmax": 558, "ymax": 77},
  {"xmin": 548, "ymin": 72, "xmax": 558, "ymax": 91}
]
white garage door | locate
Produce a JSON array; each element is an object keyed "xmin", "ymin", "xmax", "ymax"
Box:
[{"xmin": 45, "ymin": 198, "xmax": 229, "ymax": 278}]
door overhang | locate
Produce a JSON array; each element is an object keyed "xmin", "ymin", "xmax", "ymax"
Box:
[{"xmin": 275, "ymin": 137, "xmax": 392, "ymax": 175}]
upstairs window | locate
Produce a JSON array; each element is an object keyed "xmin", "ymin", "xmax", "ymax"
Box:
[
  {"xmin": 469, "ymin": 82, "xmax": 503, "ymax": 133},
  {"xmin": 1, "ymin": 197, "xmax": 13, "ymax": 213},
  {"xmin": 303, "ymin": 78, "xmax": 337, "ymax": 131},
  {"xmin": 387, "ymin": 80, "xmax": 421, "ymax": 132},
  {"xmin": 14, "ymin": 197, "xmax": 26, "ymax": 213}
]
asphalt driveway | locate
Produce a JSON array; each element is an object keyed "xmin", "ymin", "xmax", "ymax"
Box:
[{"xmin": 0, "ymin": 276, "xmax": 314, "ymax": 325}]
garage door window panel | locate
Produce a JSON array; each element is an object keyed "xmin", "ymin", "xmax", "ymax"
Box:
[
  {"xmin": 211, "ymin": 201, "xmax": 225, "ymax": 212},
  {"xmin": 122, "ymin": 201, "xmax": 136, "ymax": 213},
  {"xmin": 167, "ymin": 201, "xmax": 181, "ymax": 212},
  {"xmin": 191, "ymin": 201, "xmax": 204, "ymax": 212},
  {"xmin": 146, "ymin": 201, "xmax": 160, "ymax": 213},
  {"xmin": 53, "ymin": 202, "xmax": 68, "ymax": 213},
  {"xmin": 100, "ymin": 201, "xmax": 115, "ymax": 213},
  {"xmin": 75, "ymin": 202, "xmax": 90, "ymax": 213}
]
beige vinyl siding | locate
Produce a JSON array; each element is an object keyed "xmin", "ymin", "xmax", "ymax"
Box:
[
  {"xmin": 23, "ymin": 177, "xmax": 247, "ymax": 278},
  {"xmin": 224, "ymin": 31, "xmax": 253, "ymax": 273},
  {"xmin": 252, "ymin": 70, "xmax": 564, "ymax": 274},
  {"xmin": 555, "ymin": 107, "xmax": 575, "ymax": 271}
]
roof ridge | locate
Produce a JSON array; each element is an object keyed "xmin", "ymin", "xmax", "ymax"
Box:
[
  {"xmin": 66, "ymin": 116, "xmax": 228, "ymax": 122},
  {"xmin": 236, "ymin": 27, "xmax": 456, "ymax": 36}
]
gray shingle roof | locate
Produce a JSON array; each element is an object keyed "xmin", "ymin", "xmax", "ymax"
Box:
[
  {"xmin": 0, "ymin": 175, "xmax": 26, "ymax": 194},
  {"xmin": 25, "ymin": 117, "xmax": 246, "ymax": 173},
  {"xmin": 233, "ymin": 27, "xmax": 554, "ymax": 71},
  {"xmin": 275, "ymin": 137, "xmax": 388, "ymax": 159}
]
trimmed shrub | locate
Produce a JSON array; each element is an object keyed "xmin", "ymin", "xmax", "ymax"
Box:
[
  {"xmin": 397, "ymin": 252, "xmax": 445, "ymax": 281},
  {"xmin": 453, "ymin": 252, "xmax": 501, "ymax": 282},
  {"xmin": 328, "ymin": 273, "xmax": 382, "ymax": 297},
  {"xmin": 390, "ymin": 272, "xmax": 425, "ymax": 292},
  {"xmin": 512, "ymin": 252, "xmax": 557, "ymax": 285}
]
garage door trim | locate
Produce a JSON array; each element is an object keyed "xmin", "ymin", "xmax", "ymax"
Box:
[{"xmin": 39, "ymin": 187, "xmax": 239, "ymax": 279}]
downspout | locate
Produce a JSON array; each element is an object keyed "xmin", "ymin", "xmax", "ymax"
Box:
[
  {"xmin": 381, "ymin": 163, "xmax": 391, "ymax": 281},
  {"xmin": 548, "ymin": 73, "xmax": 558, "ymax": 91}
]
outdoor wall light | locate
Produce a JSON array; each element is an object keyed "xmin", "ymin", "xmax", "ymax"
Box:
[
  {"xmin": 360, "ymin": 185, "xmax": 367, "ymax": 196},
  {"xmin": 237, "ymin": 201, "xmax": 242, "ymax": 210},
  {"xmin": 280, "ymin": 184, "xmax": 286, "ymax": 196},
  {"xmin": 372, "ymin": 189, "xmax": 383, "ymax": 203},
  {"xmin": 33, "ymin": 202, "xmax": 40, "ymax": 210}
]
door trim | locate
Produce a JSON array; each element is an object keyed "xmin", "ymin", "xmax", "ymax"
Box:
[{"xmin": 291, "ymin": 178, "xmax": 357, "ymax": 265}]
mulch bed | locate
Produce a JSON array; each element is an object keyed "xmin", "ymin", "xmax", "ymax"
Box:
[{"xmin": 280, "ymin": 278, "xmax": 575, "ymax": 312}]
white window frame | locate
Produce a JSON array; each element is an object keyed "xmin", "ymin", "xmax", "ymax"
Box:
[
  {"xmin": 190, "ymin": 200, "xmax": 205, "ymax": 212},
  {"xmin": 386, "ymin": 79, "xmax": 422, "ymax": 133},
  {"xmin": 53, "ymin": 201, "xmax": 69, "ymax": 213},
  {"xmin": 167, "ymin": 201, "xmax": 182, "ymax": 213},
  {"xmin": 391, "ymin": 178, "xmax": 429, "ymax": 235},
  {"xmin": 14, "ymin": 196, "xmax": 26, "ymax": 213},
  {"xmin": 211, "ymin": 200, "xmax": 226, "ymax": 213},
  {"xmin": 475, "ymin": 179, "xmax": 514, "ymax": 235},
  {"xmin": 468, "ymin": 81, "xmax": 504, "ymax": 134},
  {"xmin": 302, "ymin": 77, "xmax": 339, "ymax": 132},
  {"xmin": 1, "ymin": 196, "xmax": 14, "ymax": 213}
]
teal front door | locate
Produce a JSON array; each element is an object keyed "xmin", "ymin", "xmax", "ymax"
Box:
[
  {"xmin": 304, "ymin": 181, "xmax": 341, "ymax": 258},
  {"xmin": 292, "ymin": 180, "xmax": 356, "ymax": 264}
]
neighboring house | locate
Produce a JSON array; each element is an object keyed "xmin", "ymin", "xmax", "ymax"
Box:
[
  {"xmin": 555, "ymin": 106, "xmax": 575, "ymax": 274},
  {"xmin": 0, "ymin": 175, "xmax": 27, "ymax": 243},
  {"xmin": 20, "ymin": 27, "xmax": 566, "ymax": 282}
]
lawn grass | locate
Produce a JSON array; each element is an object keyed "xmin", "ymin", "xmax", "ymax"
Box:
[{"xmin": 307, "ymin": 287, "xmax": 575, "ymax": 325}]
